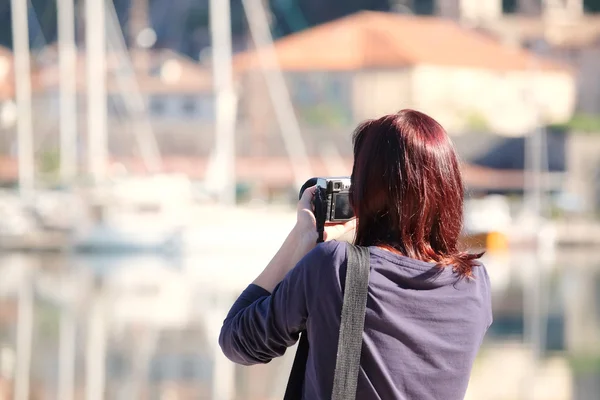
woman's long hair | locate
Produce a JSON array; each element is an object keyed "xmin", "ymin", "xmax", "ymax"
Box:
[{"xmin": 350, "ymin": 109, "xmax": 482, "ymax": 278}]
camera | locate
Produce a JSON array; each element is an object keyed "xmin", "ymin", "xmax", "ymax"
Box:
[{"xmin": 299, "ymin": 177, "xmax": 354, "ymax": 243}]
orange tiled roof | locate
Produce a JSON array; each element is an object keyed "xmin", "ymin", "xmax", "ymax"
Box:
[{"xmin": 235, "ymin": 11, "xmax": 571, "ymax": 72}]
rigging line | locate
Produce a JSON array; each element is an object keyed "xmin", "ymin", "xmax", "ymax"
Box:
[{"xmin": 105, "ymin": 0, "xmax": 163, "ymax": 172}]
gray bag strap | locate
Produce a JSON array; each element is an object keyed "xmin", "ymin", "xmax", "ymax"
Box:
[{"xmin": 331, "ymin": 244, "xmax": 370, "ymax": 400}]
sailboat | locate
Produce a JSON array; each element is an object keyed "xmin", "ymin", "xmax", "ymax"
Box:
[
  {"xmin": 71, "ymin": 1, "xmax": 188, "ymax": 255},
  {"xmin": 72, "ymin": 174, "xmax": 190, "ymax": 254}
]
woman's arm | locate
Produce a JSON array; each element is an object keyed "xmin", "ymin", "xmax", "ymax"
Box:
[
  {"xmin": 219, "ymin": 187, "xmax": 355, "ymax": 365},
  {"xmin": 252, "ymin": 225, "xmax": 316, "ymax": 292},
  {"xmin": 219, "ymin": 243, "xmax": 336, "ymax": 365},
  {"xmin": 253, "ymin": 186, "xmax": 355, "ymax": 292}
]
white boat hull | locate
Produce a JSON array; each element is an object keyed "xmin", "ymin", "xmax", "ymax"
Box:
[{"xmin": 73, "ymin": 225, "xmax": 183, "ymax": 254}]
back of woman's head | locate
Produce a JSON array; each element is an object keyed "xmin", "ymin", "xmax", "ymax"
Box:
[{"xmin": 351, "ymin": 109, "xmax": 481, "ymax": 277}]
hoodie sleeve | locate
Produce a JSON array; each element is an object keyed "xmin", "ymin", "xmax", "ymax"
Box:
[{"xmin": 218, "ymin": 241, "xmax": 340, "ymax": 365}]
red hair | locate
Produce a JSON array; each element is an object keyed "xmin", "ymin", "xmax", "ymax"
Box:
[{"xmin": 350, "ymin": 109, "xmax": 482, "ymax": 278}]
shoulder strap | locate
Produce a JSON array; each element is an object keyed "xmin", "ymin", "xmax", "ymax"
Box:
[
  {"xmin": 283, "ymin": 332, "xmax": 309, "ymax": 400},
  {"xmin": 331, "ymin": 244, "xmax": 370, "ymax": 400}
]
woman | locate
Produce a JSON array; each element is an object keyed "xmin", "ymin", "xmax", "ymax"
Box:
[{"xmin": 219, "ymin": 110, "xmax": 493, "ymax": 399}]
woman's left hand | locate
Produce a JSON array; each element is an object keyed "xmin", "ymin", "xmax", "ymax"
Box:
[
  {"xmin": 295, "ymin": 185, "xmax": 319, "ymax": 242},
  {"xmin": 295, "ymin": 186, "xmax": 357, "ymax": 243}
]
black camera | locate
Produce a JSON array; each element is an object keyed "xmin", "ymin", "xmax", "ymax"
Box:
[{"xmin": 299, "ymin": 177, "xmax": 354, "ymax": 243}]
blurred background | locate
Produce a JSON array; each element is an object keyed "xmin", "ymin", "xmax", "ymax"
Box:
[{"xmin": 0, "ymin": 0, "xmax": 599, "ymax": 399}]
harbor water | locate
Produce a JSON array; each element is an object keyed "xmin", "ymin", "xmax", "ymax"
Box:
[{"xmin": 0, "ymin": 238, "xmax": 599, "ymax": 399}]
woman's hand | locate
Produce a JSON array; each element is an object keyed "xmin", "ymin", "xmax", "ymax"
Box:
[
  {"xmin": 295, "ymin": 186, "xmax": 356, "ymax": 243},
  {"xmin": 324, "ymin": 219, "xmax": 356, "ymax": 242},
  {"xmin": 295, "ymin": 185, "xmax": 319, "ymax": 242}
]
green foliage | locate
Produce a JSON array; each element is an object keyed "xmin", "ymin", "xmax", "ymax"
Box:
[
  {"xmin": 298, "ymin": 103, "xmax": 353, "ymax": 128},
  {"xmin": 550, "ymin": 114, "xmax": 600, "ymax": 134},
  {"xmin": 38, "ymin": 149, "xmax": 60, "ymax": 179},
  {"xmin": 35, "ymin": 302, "xmax": 60, "ymax": 340},
  {"xmin": 460, "ymin": 110, "xmax": 490, "ymax": 131},
  {"xmin": 569, "ymin": 353, "xmax": 600, "ymax": 374}
]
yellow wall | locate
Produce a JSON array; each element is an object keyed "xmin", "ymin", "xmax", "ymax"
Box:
[
  {"xmin": 351, "ymin": 69, "xmax": 413, "ymax": 121},
  {"xmin": 409, "ymin": 65, "xmax": 576, "ymax": 135},
  {"xmin": 239, "ymin": 64, "xmax": 576, "ymax": 138}
]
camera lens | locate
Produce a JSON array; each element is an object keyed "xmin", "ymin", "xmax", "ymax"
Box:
[{"xmin": 334, "ymin": 182, "xmax": 341, "ymax": 190}]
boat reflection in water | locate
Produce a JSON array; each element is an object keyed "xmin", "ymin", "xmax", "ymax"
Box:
[
  {"xmin": 0, "ymin": 235, "xmax": 599, "ymax": 399},
  {"xmin": 466, "ymin": 248, "xmax": 600, "ymax": 400}
]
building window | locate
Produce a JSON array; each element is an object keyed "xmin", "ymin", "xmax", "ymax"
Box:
[
  {"xmin": 150, "ymin": 96, "xmax": 165, "ymax": 115},
  {"xmin": 149, "ymin": 65, "xmax": 161, "ymax": 77},
  {"xmin": 203, "ymin": 97, "xmax": 215, "ymax": 120},
  {"xmin": 182, "ymin": 96, "xmax": 198, "ymax": 115},
  {"xmin": 414, "ymin": 0, "xmax": 435, "ymax": 15},
  {"xmin": 503, "ymin": 0, "xmax": 518, "ymax": 14},
  {"xmin": 181, "ymin": 356, "xmax": 197, "ymax": 380},
  {"xmin": 292, "ymin": 76, "xmax": 314, "ymax": 104},
  {"xmin": 512, "ymin": 0, "xmax": 541, "ymax": 15},
  {"xmin": 326, "ymin": 78, "xmax": 345, "ymax": 100}
]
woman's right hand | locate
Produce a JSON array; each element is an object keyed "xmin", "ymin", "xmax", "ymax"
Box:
[{"xmin": 324, "ymin": 219, "xmax": 356, "ymax": 242}]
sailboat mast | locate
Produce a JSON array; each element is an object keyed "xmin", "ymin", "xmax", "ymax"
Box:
[
  {"xmin": 86, "ymin": 0, "xmax": 108, "ymax": 182},
  {"xmin": 10, "ymin": 0, "xmax": 34, "ymax": 198},
  {"xmin": 57, "ymin": 5, "xmax": 79, "ymax": 396},
  {"xmin": 209, "ymin": 0, "xmax": 237, "ymax": 206},
  {"xmin": 58, "ymin": 0, "xmax": 78, "ymax": 183}
]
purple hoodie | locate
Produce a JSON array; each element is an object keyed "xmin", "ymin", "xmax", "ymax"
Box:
[{"xmin": 219, "ymin": 240, "xmax": 492, "ymax": 399}]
